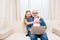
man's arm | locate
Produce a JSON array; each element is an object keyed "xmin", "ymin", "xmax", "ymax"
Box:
[{"xmin": 40, "ymin": 18, "xmax": 47, "ymax": 29}]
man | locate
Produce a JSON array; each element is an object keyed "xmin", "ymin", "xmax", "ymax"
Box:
[{"xmin": 26, "ymin": 10, "xmax": 48, "ymax": 40}]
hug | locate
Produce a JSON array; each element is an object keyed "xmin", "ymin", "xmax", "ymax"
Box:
[{"xmin": 24, "ymin": 10, "xmax": 48, "ymax": 40}]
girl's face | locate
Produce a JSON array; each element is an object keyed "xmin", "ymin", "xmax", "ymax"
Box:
[{"xmin": 25, "ymin": 12, "xmax": 31, "ymax": 18}]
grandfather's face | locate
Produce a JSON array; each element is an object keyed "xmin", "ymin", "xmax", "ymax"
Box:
[{"xmin": 32, "ymin": 10, "xmax": 38, "ymax": 17}]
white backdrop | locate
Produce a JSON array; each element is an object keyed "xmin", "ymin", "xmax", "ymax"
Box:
[
  {"xmin": 20, "ymin": 0, "xmax": 50, "ymax": 21},
  {"xmin": 29, "ymin": 0, "xmax": 49, "ymax": 20}
]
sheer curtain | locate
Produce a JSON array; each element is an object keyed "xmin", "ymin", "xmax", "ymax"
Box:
[
  {"xmin": 4, "ymin": 0, "xmax": 20, "ymax": 22},
  {"xmin": 0, "ymin": 0, "xmax": 20, "ymax": 33},
  {"xmin": 49, "ymin": 0, "xmax": 60, "ymax": 28},
  {"xmin": 0, "ymin": 0, "xmax": 6, "ymax": 30},
  {"xmin": 28, "ymin": 0, "xmax": 49, "ymax": 20},
  {"xmin": 20, "ymin": 0, "xmax": 50, "ymax": 22}
]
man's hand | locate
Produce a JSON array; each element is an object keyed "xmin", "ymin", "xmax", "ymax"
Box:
[
  {"xmin": 34, "ymin": 20, "xmax": 40, "ymax": 23},
  {"xmin": 34, "ymin": 18, "xmax": 40, "ymax": 23}
]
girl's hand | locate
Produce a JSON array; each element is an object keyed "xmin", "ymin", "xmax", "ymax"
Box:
[{"xmin": 29, "ymin": 29, "xmax": 31, "ymax": 32}]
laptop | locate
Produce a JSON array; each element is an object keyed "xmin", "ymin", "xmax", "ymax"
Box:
[{"xmin": 31, "ymin": 26, "xmax": 46, "ymax": 35}]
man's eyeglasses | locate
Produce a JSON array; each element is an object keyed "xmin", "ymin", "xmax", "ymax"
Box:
[{"xmin": 32, "ymin": 13, "xmax": 38, "ymax": 14}]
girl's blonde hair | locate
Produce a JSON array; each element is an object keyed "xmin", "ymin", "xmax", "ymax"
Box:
[{"xmin": 23, "ymin": 10, "xmax": 31, "ymax": 26}]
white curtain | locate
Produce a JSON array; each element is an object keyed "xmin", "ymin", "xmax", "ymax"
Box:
[
  {"xmin": 0, "ymin": 0, "xmax": 20, "ymax": 33},
  {"xmin": 0, "ymin": 0, "xmax": 6, "ymax": 30},
  {"xmin": 28, "ymin": 0, "xmax": 49, "ymax": 20}
]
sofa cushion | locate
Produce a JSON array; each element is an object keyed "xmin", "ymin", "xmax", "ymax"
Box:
[
  {"xmin": 0, "ymin": 28, "xmax": 14, "ymax": 40},
  {"xmin": 52, "ymin": 27, "xmax": 60, "ymax": 37}
]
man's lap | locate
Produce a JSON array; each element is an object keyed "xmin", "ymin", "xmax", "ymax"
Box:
[{"xmin": 29, "ymin": 32, "xmax": 48, "ymax": 40}]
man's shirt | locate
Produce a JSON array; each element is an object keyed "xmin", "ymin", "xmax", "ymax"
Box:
[{"xmin": 26, "ymin": 16, "xmax": 47, "ymax": 31}]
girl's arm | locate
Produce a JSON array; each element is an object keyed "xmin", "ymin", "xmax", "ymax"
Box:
[
  {"xmin": 24, "ymin": 19, "xmax": 33, "ymax": 32},
  {"xmin": 24, "ymin": 19, "xmax": 34, "ymax": 25}
]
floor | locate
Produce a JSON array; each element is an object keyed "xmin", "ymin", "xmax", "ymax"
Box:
[{"xmin": 5, "ymin": 32, "xmax": 60, "ymax": 40}]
